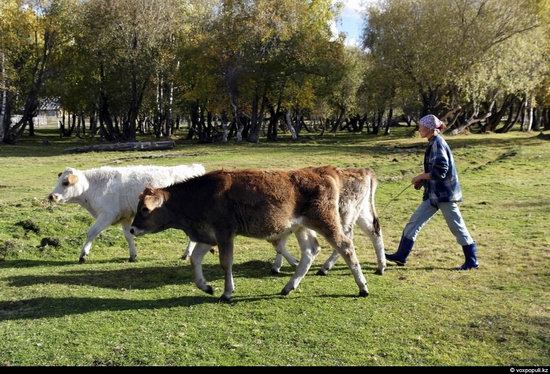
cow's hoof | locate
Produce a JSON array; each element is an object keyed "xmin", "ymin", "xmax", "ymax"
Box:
[
  {"xmin": 280, "ymin": 287, "xmax": 293, "ymax": 296},
  {"xmin": 128, "ymin": 257, "xmax": 137, "ymax": 263},
  {"xmin": 289, "ymin": 259, "xmax": 299, "ymax": 267},
  {"xmin": 181, "ymin": 255, "xmax": 190, "ymax": 261},
  {"xmin": 204, "ymin": 285, "xmax": 214, "ymax": 295},
  {"xmin": 271, "ymin": 268, "xmax": 281, "ymax": 275},
  {"xmin": 78, "ymin": 257, "xmax": 86, "ymax": 264},
  {"xmin": 316, "ymin": 269, "xmax": 328, "ymax": 276},
  {"xmin": 358, "ymin": 289, "xmax": 369, "ymax": 297},
  {"xmin": 374, "ymin": 268, "xmax": 384, "ymax": 275},
  {"xmin": 218, "ymin": 295, "xmax": 232, "ymax": 303}
]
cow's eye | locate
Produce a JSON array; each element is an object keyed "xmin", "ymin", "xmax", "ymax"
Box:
[
  {"xmin": 62, "ymin": 181, "xmax": 69, "ymax": 187},
  {"xmin": 141, "ymin": 207, "xmax": 150, "ymax": 214}
]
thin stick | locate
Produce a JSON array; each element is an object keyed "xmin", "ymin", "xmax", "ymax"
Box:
[{"xmin": 379, "ymin": 183, "xmax": 413, "ymax": 215}]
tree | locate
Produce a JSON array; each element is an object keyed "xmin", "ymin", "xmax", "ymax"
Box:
[{"xmin": 364, "ymin": 0, "xmax": 543, "ymax": 133}]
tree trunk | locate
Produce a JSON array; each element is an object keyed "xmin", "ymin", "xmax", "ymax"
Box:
[
  {"xmin": 165, "ymin": 78, "xmax": 174, "ymax": 137},
  {"xmin": 420, "ymin": 87, "xmax": 441, "ymax": 116},
  {"xmin": 89, "ymin": 111, "xmax": 97, "ymax": 137},
  {"xmin": 525, "ymin": 96, "xmax": 534, "ymax": 132},
  {"xmin": 519, "ymin": 95, "xmax": 528, "ymax": 131},
  {"xmin": 484, "ymin": 95, "xmax": 512, "ymax": 132},
  {"xmin": 284, "ymin": 111, "xmax": 297, "ymax": 140},
  {"xmin": 267, "ymin": 105, "xmax": 280, "ymax": 141},
  {"xmin": 372, "ymin": 109, "xmax": 384, "ymax": 135},
  {"xmin": 541, "ymin": 108, "xmax": 549, "ymax": 130},
  {"xmin": 497, "ymin": 98, "xmax": 523, "ymax": 133},
  {"xmin": 8, "ymin": 29, "xmax": 53, "ymax": 142},
  {"xmin": 450, "ymin": 112, "xmax": 492, "ymax": 135},
  {"xmin": 98, "ymin": 63, "xmax": 118, "ymax": 141},
  {"xmin": 220, "ymin": 111, "xmax": 229, "ymax": 143},
  {"xmin": 1, "ymin": 92, "xmax": 12, "ymax": 143},
  {"xmin": 247, "ymin": 89, "xmax": 266, "ymax": 143},
  {"xmin": 384, "ymin": 106, "xmax": 393, "ymax": 135},
  {"xmin": 330, "ymin": 107, "xmax": 345, "ymax": 133},
  {"xmin": 0, "ymin": 51, "xmax": 6, "ymax": 141},
  {"xmin": 532, "ymin": 107, "xmax": 540, "ymax": 131}
]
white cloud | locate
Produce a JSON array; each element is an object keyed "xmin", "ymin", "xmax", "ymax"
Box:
[
  {"xmin": 342, "ymin": 0, "xmax": 365, "ymax": 13},
  {"xmin": 338, "ymin": 0, "xmax": 381, "ymax": 14},
  {"xmin": 344, "ymin": 37, "xmax": 361, "ymax": 48}
]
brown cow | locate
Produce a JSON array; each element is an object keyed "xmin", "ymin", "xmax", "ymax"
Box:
[
  {"xmin": 130, "ymin": 166, "xmax": 369, "ymax": 302},
  {"xmin": 181, "ymin": 167, "xmax": 386, "ymax": 276}
]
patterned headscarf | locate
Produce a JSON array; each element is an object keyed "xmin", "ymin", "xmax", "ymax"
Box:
[{"xmin": 419, "ymin": 114, "xmax": 444, "ymax": 130}]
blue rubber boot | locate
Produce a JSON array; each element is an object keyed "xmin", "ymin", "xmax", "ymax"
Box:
[
  {"xmin": 385, "ymin": 235, "xmax": 414, "ymax": 266},
  {"xmin": 457, "ymin": 242, "xmax": 479, "ymax": 270}
]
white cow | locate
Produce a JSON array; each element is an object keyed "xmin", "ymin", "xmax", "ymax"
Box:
[{"xmin": 48, "ymin": 164, "xmax": 205, "ymax": 263}]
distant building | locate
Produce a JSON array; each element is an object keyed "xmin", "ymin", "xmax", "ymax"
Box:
[
  {"xmin": 38, "ymin": 97, "xmax": 61, "ymax": 117},
  {"xmin": 36, "ymin": 97, "xmax": 61, "ymax": 127}
]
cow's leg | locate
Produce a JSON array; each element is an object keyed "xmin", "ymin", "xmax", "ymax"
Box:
[
  {"xmin": 317, "ymin": 250, "xmax": 340, "ymax": 276},
  {"xmin": 272, "ymin": 252, "xmax": 285, "ymax": 274},
  {"xmin": 181, "ymin": 240, "xmax": 197, "ymax": 261},
  {"xmin": 281, "ymin": 228, "xmax": 320, "ymax": 296},
  {"xmin": 191, "ymin": 242, "xmax": 215, "ymax": 295},
  {"xmin": 79, "ymin": 214, "xmax": 115, "ymax": 263},
  {"xmin": 271, "ymin": 233, "xmax": 299, "ymax": 274},
  {"xmin": 317, "ymin": 224, "xmax": 353, "ymax": 276},
  {"xmin": 218, "ymin": 238, "xmax": 235, "ymax": 303},
  {"xmin": 357, "ymin": 212, "xmax": 386, "ymax": 275},
  {"xmin": 121, "ymin": 220, "xmax": 138, "ymax": 262},
  {"xmin": 318, "ymin": 225, "xmax": 368, "ymax": 297}
]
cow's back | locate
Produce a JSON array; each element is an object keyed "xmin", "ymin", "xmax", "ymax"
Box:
[
  {"xmin": 164, "ymin": 168, "xmax": 342, "ymax": 240},
  {"xmin": 84, "ymin": 165, "xmax": 204, "ymax": 218}
]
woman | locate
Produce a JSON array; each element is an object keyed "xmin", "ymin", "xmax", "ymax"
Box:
[{"xmin": 385, "ymin": 114, "xmax": 479, "ymax": 270}]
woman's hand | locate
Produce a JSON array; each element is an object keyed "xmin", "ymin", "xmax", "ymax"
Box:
[{"xmin": 412, "ymin": 173, "xmax": 430, "ymax": 189}]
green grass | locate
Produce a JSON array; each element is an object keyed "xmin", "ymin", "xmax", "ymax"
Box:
[{"xmin": 0, "ymin": 128, "xmax": 549, "ymax": 365}]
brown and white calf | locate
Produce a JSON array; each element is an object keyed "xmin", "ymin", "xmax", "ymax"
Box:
[
  {"xmin": 130, "ymin": 167, "xmax": 371, "ymax": 301},
  {"xmin": 271, "ymin": 167, "xmax": 386, "ymax": 275}
]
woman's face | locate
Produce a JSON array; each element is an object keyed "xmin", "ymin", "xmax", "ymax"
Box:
[{"xmin": 419, "ymin": 125, "xmax": 434, "ymax": 139}]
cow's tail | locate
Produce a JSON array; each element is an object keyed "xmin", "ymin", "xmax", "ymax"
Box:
[{"xmin": 369, "ymin": 172, "xmax": 381, "ymax": 236}]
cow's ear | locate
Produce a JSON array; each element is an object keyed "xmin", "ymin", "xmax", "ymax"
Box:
[
  {"xmin": 143, "ymin": 194, "xmax": 163, "ymax": 210},
  {"xmin": 143, "ymin": 187, "xmax": 155, "ymax": 196},
  {"xmin": 67, "ymin": 174, "xmax": 78, "ymax": 185}
]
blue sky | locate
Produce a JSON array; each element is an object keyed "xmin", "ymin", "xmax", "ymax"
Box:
[{"xmin": 333, "ymin": 0, "xmax": 376, "ymax": 47}]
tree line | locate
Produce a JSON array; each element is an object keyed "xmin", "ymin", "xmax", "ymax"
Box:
[{"xmin": 0, "ymin": 0, "xmax": 549, "ymax": 144}]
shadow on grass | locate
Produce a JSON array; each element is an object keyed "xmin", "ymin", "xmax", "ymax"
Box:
[
  {"xmin": 3, "ymin": 259, "xmax": 298, "ymax": 290},
  {"xmin": 0, "ymin": 258, "xmax": 138, "ymax": 269},
  {"xmin": 324, "ymin": 263, "xmax": 453, "ymax": 272},
  {"xmin": 0, "ymin": 295, "xmax": 219, "ymax": 321},
  {"xmin": 382, "ymin": 264, "xmax": 461, "ymax": 272},
  {"xmin": 2, "ymin": 130, "xmax": 543, "ymax": 158},
  {"xmin": 0, "ymin": 288, "xmax": 372, "ymax": 321}
]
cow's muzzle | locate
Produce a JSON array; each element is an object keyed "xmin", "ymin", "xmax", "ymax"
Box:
[{"xmin": 130, "ymin": 227, "xmax": 144, "ymax": 236}]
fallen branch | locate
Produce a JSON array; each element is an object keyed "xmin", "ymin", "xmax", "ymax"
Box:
[{"xmin": 64, "ymin": 141, "xmax": 175, "ymax": 154}]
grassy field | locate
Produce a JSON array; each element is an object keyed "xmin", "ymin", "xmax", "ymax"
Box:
[{"xmin": 0, "ymin": 128, "xmax": 548, "ymax": 366}]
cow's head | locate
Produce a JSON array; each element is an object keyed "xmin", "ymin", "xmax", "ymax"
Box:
[
  {"xmin": 48, "ymin": 168, "xmax": 86, "ymax": 203},
  {"xmin": 130, "ymin": 187, "xmax": 171, "ymax": 236}
]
